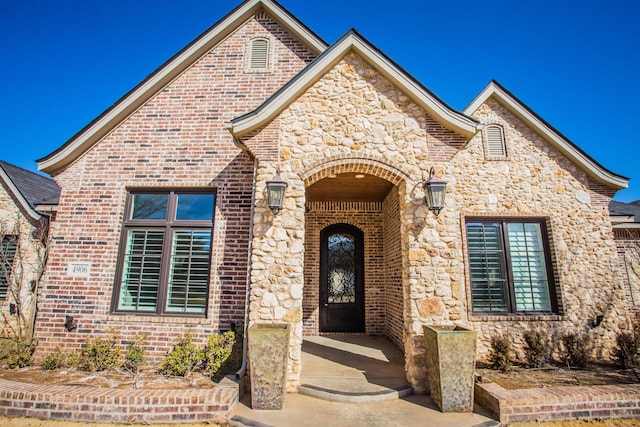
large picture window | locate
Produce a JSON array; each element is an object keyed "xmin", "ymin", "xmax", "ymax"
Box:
[
  {"xmin": 113, "ymin": 191, "xmax": 215, "ymax": 316},
  {"xmin": 466, "ymin": 219, "xmax": 556, "ymax": 314},
  {"xmin": 0, "ymin": 236, "xmax": 18, "ymax": 298}
]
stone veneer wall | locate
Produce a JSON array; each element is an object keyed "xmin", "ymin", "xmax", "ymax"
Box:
[
  {"xmin": 0, "ymin": 181, "xmax": 46, "ymax": 339},
  {"xmin": 33, "ymin": 12, "xmax": 317, "ymax": 362},
  {"xmin": 244, "ymin": 52, "xmax": 468, "ymax": 391},
  {"xmin": 456, "ymin": 98, "xmax": 629, "ymax": 359}
]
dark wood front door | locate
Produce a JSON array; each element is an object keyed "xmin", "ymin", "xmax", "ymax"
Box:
[{"xmin": 319, "ymin": 224, "xmax": 365, "ymax": 332}]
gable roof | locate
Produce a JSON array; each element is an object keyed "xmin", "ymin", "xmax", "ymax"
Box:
[
  {"xmin": 463, "ymin": 80, "xmax": 628, "ymax": 190},
  {"xmin": 37, "ymin": 0, "xmax": 328, "ymax": 175},
  {"xmin": 0, "ymin": 161, "xmax": 60, "ymax": 220},
  {"xmin": 227, "ymin": 29, "xmax": 478, "ymax": 139}
]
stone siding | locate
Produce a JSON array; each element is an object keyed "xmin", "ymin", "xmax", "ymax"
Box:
[
  {"xmin": 457, "ymin": 99, "xmax": 629, "ymax": 359},
  {"xmin": 33, "ymin": 11, "xmax": 317, "ymax": 362},
  {"xmin": 0, "ymin": 182, "xmax": 46, "ymax": 339}
]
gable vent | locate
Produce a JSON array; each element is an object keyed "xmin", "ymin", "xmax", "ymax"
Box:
[
  {"xmin": 485, "ymin": 125, "xmax": 506, "ymax": 157},
  {"xmin": 250, "ymin": 39, "xmax": 269, "ymax": 69}
]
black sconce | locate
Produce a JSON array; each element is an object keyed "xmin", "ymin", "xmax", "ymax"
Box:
[
  {"xmin": 423, "ymin": 167, "xmax": 447, "ymax": 216},
  {"xmin": 9, "ymin": 303, "xmax": 17, "ymax": 316},
  {"xmin": 266, "ymin": 169, "xmax": 288, "ymax": 215},
  {"xmin": 588, "ymin": 314, "xmax": 604, "ymax": 329},
  {"xmin": 64, "ymin": 315, "xmax": 78, "ymax": 332}
]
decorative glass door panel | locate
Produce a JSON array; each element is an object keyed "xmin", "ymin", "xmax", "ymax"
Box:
[{"xmin": 320, "ymin": 224, "xmax": 364, "ymax": 332}]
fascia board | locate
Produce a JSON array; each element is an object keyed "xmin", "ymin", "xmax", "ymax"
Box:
[
  {"xmin": 230, "ymin": 33, "xmax": 477, "ymax": 138},
  {"xmin": 0, "ymin": 168, "xmax": 41, "ymax": 221},
  {"xmin": 464, "ymin": 82, "xmax": 628, "ymax": 190},
  {"xmin": 38, "ymin": 0, "xmax": 327, "ymax": 174},
  {"xmin": 613, "ymin": 223, "xmax": 640, "ymax": 229}
]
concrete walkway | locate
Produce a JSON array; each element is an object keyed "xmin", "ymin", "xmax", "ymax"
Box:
[{"xmin": 231, "ymin": 335, "xmax": 498, "ymax": 427}]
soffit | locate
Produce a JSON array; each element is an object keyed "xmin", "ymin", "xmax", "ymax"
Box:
[{"xmin": 306, "ymin": 173, "xmax": 394, "ymax": 202}]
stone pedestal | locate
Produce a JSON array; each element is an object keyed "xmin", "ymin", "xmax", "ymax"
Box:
[
  {"xmin": 424, "ymin": 325, "xmax": 477, "ymax": 412},
  {"xmin": 248, "ymin": 323, "xmax": 290, "ymax": 410}
]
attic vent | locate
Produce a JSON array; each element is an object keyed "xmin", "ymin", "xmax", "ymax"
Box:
[
  {"xmin": 250, "ymin": 38, "xmax": 269, "ymax": 69},
  {"xmin": 485, "ymin": 124, "xmax": 507, "ymax": 158}
]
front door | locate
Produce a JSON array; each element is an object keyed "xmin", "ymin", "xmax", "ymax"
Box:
[{"xmin": 319, "ymin": 224, "xmax": 365, "ymax": 332}]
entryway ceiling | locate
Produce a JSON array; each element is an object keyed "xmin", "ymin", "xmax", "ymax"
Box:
[{"xmin": 306, "ymin": 173, "xmax": 394, "ymax": 202}]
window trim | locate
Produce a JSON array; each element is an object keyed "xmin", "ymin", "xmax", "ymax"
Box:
[
  {"xmin": 111, "ymin": 189, "xmax": 215, "ymax": 318},
  {"xmin": 464, "ymin": 217, "xmax": 558, "ymax": 316}
]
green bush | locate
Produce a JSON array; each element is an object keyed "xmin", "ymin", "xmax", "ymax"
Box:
[
  {"xmin": 158, "ymin": 331, "xmax": 204, "ymax": 377},
  {"xmin": 488, "ymin": 334, "xmax": 513, "ymax": 372},
  {"xmin": 613, "ymin": 331, "xmax": 639, "ymax": 369},
  {"xmin": 78, "ymin": 331, "xmax": 122, "ymax": 372},
  {"xmin": 41, "ymin": 347, "xmax": 79, "ymax": 370},
  {"xmin": 123, "ymin": 336, "xmax": 147, "ymax": 374},
  {"xmin": 3, "ymin": 339, "xmax": 37, "ymax": 369},
  {"xmin": 523, "ymin": 330, "xmax": 550, "ymax": 368},
  {"xmin": 561, "ymin": 332, "xmax": 589, "ymax": 369},
  {"xmin": 204, "ymin": 330, "xmax": 236, "ymax": 377}
]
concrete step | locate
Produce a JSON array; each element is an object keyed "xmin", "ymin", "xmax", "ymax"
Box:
[{"xmin": 298, "ymin": 383, "xmax": 414, "ymax": 403}]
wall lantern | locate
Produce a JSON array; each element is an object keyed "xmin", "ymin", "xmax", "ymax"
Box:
[
  {"xmin": 423, "ymin": 167, "xmax": 447, "ymax": 216},
  {"xmin": 266, "ymin": 169, "xmax": 288, "ymax": 215}
]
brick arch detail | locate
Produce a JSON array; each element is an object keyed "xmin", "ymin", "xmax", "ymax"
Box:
[{"xmin": 301, "ymin": 155, "xmax": 411, "ymax": 187}]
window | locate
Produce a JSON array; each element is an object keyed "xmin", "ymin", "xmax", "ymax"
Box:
[
  {"xmin": 484, "ymin": 124, "xmax": 507, "ymax": 158},
  {"xmin": 113, "ymin": 191, "xmax": 215, "ymax": 316},
  {"xmin": 248, "ymin": 38, "xmax": 269, "ymax": 71},
  {"xmin": 466, "ymin": 219, "xmax": 556, "ymax": 314},
  {"xmin": 0, "ymin": 236, "xmax": 18, "ymax": 298}
]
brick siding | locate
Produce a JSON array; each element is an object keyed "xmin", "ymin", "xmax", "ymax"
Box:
[{"xmin": 33, "ymin": 11, "xmax": 317, "ymax": 362}]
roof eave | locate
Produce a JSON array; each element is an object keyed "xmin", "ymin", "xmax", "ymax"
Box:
[
  {"xmin": 38, "ymin": 0, "xmax": 328, "ymax": 175},
  {"xmin": 463, "ymin": 81, "xmax": 629, "ymax": 190},
  {"xmin": 228, "ymin": 31, "xmax": 478, "ymax": 139},
  {"xmin": 0, "ymin": 167, "xmax": 42, "ymax": 221}
]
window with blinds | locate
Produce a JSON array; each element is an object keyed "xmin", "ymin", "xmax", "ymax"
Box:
[
  {"xmin": 466, "ymin": 219, "xmax": 555, "ymax": 314},
  {"xmin": 484, "ymin": 124, "xmax": 507, "ymax": 158},
  {"xmin": 0, "ymin": 235, "xmax": 18, "ymax": 298},
  {"xmin": 114, "ymin": 191, "xmax": 215, "ymax": 316},
  {"xmin": 250, "ymin": 38, "xmax": 269, "ymax": 70}
]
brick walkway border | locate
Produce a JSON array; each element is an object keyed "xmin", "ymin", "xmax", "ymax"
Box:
[
  {"xmin": 0, "ymin": 376, "xmax": 239, "ymax": 424},
  {"xmin": 475, "ymin": 381, "xmax": 640, "ymax": 425}
]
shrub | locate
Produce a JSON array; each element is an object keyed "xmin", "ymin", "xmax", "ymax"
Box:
[
  {"xmin": 4, "ymin": 339, "xmax": 36, "ymax": 369},
  {"xmin": 41, "ymin": 347, "xmax": 79, "ymax": 370},
  {"xmin": 523, "ymin": 330, "xmax": 550, "ymax": 368},
  {"xmin": 158, "ymin": 331, "xmax": 204, "ymax": 378},
  {"xmin": 204, "ymin": 330, "xmax": 236, "ymax": 378},
  {"xmin": 488, "ymin": 334, "xmax": 513, "ymax": 372},
  {"xmin": 78, "ymin": 330, "xmax": 121, "ymax": 372},
  {"xmin": 613, "ymin": 331, "xmax": 639, "ymax": 369},
  {"xmin": 561, "ymin": 332, "xmax": 590, "ymax": 369},
  {"xmin": 123, "ymin": 335, "xmax": 147, "ymax": 374}
]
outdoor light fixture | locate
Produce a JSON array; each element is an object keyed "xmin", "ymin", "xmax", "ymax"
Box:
[
  {"xmin": 64, "ymin": 315, "xmax": 77, "ymax": 332},
  {"xmin": 266, "ymin": 168, "xmax": 288, "ymax": 215},
  {"xmin": 423, "ymin": 167, "xmax": 447, "ymax": 216}
]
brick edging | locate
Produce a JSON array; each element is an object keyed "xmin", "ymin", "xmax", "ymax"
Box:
[
  {"xmin": 475, "ymin": 381, "xmax": 640, "ymax": 425},
  {"xmin": 0, "ymin": 376, "xmax": 239, "ymax": 424}
]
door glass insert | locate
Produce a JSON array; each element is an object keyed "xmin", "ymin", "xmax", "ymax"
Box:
[{"xmin": 327, "ymin": 233, "xmax": 356, "ymax": 303}]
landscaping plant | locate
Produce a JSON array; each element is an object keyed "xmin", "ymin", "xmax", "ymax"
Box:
[
  {"xmin": 523, "ymin": 330, "xmax": 550, "ymax": 368},
  {"xmin": 78, "ymin": 328, "xmax": 122, "ymax": 372},
  {"xmin": 488, "ymin": 334, "xmax": 513, "ymax": 372},
  {"xmin": 560, "ymin": 332, "xmax": 590, "ymax": 369}
]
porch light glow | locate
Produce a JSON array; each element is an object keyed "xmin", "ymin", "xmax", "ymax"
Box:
[
  {"xmin": 423, "ymin": 167, "xmax": 447, "ymax": 217},
  {"xmin": 266, "ymin": 169, "xmax": 288, "ymax": 215}
]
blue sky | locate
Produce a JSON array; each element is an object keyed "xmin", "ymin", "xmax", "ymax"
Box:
[{"xmin": 1, "ymin": 0, "xmax": 639, "ymax": 202}]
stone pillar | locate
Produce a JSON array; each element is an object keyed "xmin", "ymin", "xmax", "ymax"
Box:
[{"xmin": 248, "ymin": 162, "xmax": 305, "ymax": 391}]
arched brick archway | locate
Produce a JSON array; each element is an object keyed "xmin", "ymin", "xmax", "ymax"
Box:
[{"xmin": 301, "ymin": 156, "xmax": 406, "ymax": 351}]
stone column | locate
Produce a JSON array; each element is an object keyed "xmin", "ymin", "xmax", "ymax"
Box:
[{"xmin": 249, "ymin": 162, "xmax": 306, "ymax": 391}]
